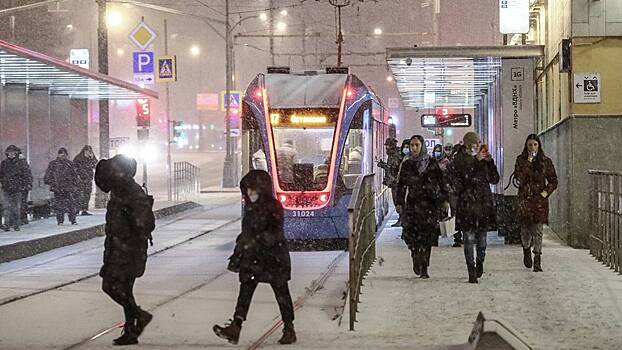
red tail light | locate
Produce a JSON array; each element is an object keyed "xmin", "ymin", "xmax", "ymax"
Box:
[{"xmin": 277, "ymin": 192, "xmax": 330, "ymax": 209}]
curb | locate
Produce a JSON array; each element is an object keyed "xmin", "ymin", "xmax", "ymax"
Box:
[{"xmin": 0, "ymin": 201, "xmax": 201, "ymax": 264}]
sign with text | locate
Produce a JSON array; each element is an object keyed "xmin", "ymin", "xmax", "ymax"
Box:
[
  {"xmin": 424, "ymin": 138, "xmax": 441, "ymax": 151},
  {"xmin": 69, "ymin": 49, "xmax": 89, "ymax": 69},
  {"xmin": 499, "ymin": 0, "xmax": 529, "ymax": 34},
  {"xmin": 574, "ymin": 73, "xmax": 601, "ymax": 103},
  {"xmin": 132, "ymin": 51, "xmax": 155, "ymax": 85},
  {"xmin": 421, "ymin": 114, "xmax": 472, "ymax": 128},
  {"xmin": 501, "ymin": 58, "xmax": 535, "ymax": 195},
  {"xmin": 135, "ymin": 98, "xmax": 151, "ymax": 127}
]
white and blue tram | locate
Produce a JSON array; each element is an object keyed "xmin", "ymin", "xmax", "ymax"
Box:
[{"xmin": 240, "ymin": 67, "xmax": 394, "ymax": 246}]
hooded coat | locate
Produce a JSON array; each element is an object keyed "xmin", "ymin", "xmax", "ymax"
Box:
[
  {"xmin": 448, "ymin": 145, "xmax": 500, "ymax": 232},
  {"xmin": 73, "ymin": 146, "xmax": 98, "ymax": 187},
  {"xmin": 396, "ymin": 151, "xmax": 447, "ymax": 246},
  {"xmin": 0, "ymin": 145, "xmax": 32, "ymax": 194},
  {"xmin": 229, "ymin": 170, "xmax": 291, "ymax": 285},
  {"xmin": 95, "ymin": 155, "xmax": 155, "ymax": 279},
  {"xmin": 44, "ymin": 151, "xmax": 79, "ymax": 193},
  {"xmin": 514, "ymin": 153, "xmax": 558, "ymax": 224}
]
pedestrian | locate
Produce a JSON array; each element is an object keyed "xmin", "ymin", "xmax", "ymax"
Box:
[
  {"xmin": 396, "ymin": 135, "xmax": 448, "ymax": 278},
  {"xmin": 377, "ymin": 137, "xmax": 403, "ymax": 227},
  {"xmin": 448, "ymin": 132, "xmax": 499, "ymax": 283},
  {"xmin": 276, "ymin": 139, "xmax": 298, "ymax": 186},
  {"xmin": 95, "ymin": 154, "xmax": 155, "ymax": 346},
  {"xmin": 17, "ymin": 147, "xmax": 33, "ymax": 225},
  {"xmin": 433, "ymin": 144, "xmax": 450, "ymax": 171},
  {"xmin": 0, "ymin": 145, "xmax": 32, "ymax": 231},
  {"xmin": 514, "ymin": 134, "xmax": 558, "ymax": 272},
  {"xmin": 44, "ymin": 148, "xmax": 79, "ymax": 225},
  {"xmin": 73, "ymin": 145, "xmax": 98, "ymax": 216},
  {"xmin": 213, "ymin": 170, "xmax": 296, "ymax": 345},
  {"xmin": 447, "ymin": 143, "xmax": 464, "ymax": 247}
]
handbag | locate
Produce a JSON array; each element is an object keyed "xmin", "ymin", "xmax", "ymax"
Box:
[{"xmin": 439, "ymin": 206, "xmax": 456, "ymax": 238}]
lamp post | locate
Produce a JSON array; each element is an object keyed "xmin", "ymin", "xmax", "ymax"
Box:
[{"xmin": 95, "ymin": 0, "xmax": 110, "ymax": 208}]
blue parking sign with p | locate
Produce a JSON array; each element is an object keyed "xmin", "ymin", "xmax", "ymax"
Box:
[{"xmin": 133, "ymin": 52, "xmax": 154, "ymax": 74}]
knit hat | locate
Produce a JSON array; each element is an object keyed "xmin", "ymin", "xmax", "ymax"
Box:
[
  {"xmin": 58, "ymin": 147, "xmax": 68, "ymax": 156},
  {"xmin": 463, "ymin": 132, "xmax": 480, "ymax": 148}
]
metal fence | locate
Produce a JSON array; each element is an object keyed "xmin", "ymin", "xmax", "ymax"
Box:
[
  {"xmin": 173, "ymin": 161, "xmax": 201, "ymax": 201},
  {"xmin": 588, "ymin": 170, "xmax": 622, "ymax": 273},
  {"xmin": 347, "ymin": 174, "xmax": 377, "ymax": 331}
]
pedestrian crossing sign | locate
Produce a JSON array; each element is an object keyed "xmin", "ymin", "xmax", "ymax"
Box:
[
  {"xmin": 156, "ymin": 55, "xmax": 177, "ymax": 83},
  {"xmin": 220, "ymin": 91, "xmax": 242, "ymax": 111}
]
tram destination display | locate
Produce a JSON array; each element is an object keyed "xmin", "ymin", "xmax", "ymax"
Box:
[{"xmin": 420, "ymin": 113, "xmax": 472, "ymax": 128}]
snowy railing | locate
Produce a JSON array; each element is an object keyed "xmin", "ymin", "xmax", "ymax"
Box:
[
  {"xmin": 588, "ymin": 170, "xmax": 622, "ymax": 273},
  {"xmin": 173, "ymin": 161, "xmax": 201, "ymax": 202},
  {"xmin": 347, "ymin": 174, "xmax": 377, "ymax": 331}
]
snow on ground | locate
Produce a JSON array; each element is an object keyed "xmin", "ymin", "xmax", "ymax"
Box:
[{"xmin": 268, "ymin": 221, "xmax": 622, "ymax": 350}]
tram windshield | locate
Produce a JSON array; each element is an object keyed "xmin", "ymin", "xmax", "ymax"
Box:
[{"xmin": 270, "ymin": 108, "xmax": 339, "ymax": 191}]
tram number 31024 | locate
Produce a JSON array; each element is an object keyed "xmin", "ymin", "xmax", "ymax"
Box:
[{"xmin": 291, "ymin": 210, "xmax": 315, "ymax": 217}]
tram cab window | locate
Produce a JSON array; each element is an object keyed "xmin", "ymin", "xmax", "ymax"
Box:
[
  {"xmin": 341, "ymin": 104, "xmax": 372, "ymax": 190},
  {"xmin": 271, "ymin": 108, "xmax": 338, "ymax": 191},
  {"xmin": 242, "ymin": 102, "xmax": 268, "ymax": 175}
]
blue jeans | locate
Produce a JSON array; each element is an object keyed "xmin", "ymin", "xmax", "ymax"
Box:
[
  {"xmin": 463, "ymin": 229, "xmax": 487, "ymax": 267},
  {"xmin": 2, "ymin": 190, "xmax": 21, "ymax": 229}
]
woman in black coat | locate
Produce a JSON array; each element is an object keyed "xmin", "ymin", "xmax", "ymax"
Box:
[
  {"xmin": 95, "ymin": 154, "xmax": 155, "ymax": 346},
  {"xmin": 213, "ymin": 170, "xmax": 296, "ymax": 345},
  {"xmin": 514, "ymin": 134, "xmax": 558, "ymax": 272},
  {"xmin": 396, "ymin": 135, "xmax": 448, "ymax": 278}
]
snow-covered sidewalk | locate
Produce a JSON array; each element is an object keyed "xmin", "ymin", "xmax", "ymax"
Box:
[{"xmin": 276, "ymin": 220, "xmax": 622, "ymax": 350}]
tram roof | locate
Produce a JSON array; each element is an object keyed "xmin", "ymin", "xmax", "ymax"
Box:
[
  {"xmin": 266, "ymin": 73, "xmax": 348, "ymax": 109},
  {"xmin": 0, "ymin": 40, "xmax": 158, "ymax": 100}
]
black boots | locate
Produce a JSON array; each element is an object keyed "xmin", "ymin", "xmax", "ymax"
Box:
[
  {"xmin": 533, "ymin": 253, "xmax": 543, "ymax": 272},
  {"xmin": 475, "ymin": 262, "xmax": 484, "ymax": 278},
  {"xmin": 467, "ymin": 265, "xmax": 478, "ymax": 284},
  {"xmin": 411, "ymin": 250, "xmax": 421, "ymax": 276},
  {"xmin": 278, "ymin": 322, "xmax": 297, "ymax": 344},
  {"xmin": 420, "ymin": 263, "xmax": 430, "ymax": 279},
  {"xmin": 113, "ymin": 322, "xmax": 138, "ymax": 346},
  {"xmin": 134, "ymin": 307, "xmax": 153, "ymax": 337},
  {"xmin": 213, "ymin": 317, "xmax": 243, "ymax": 344},
  {"xmin": 113, "ymin": 306, "xmax": 152, "ymax": 346},
  {"xmin": 523, "ymin": 248, "xmax": 533, "ymax": 268}
]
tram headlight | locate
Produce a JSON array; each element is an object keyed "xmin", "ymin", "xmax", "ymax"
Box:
[
  {"xmin": 319, "ymin": 194, "xmax": 328, "ymax": 203},
  {"xmin": 279, "ymin": 195, "xmax": 288, "ymax": 203}
]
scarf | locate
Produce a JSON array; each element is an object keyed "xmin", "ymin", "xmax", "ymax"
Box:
[{"xmin": 410, "ymin": 148, "xmax": 430, "ymax": 174}]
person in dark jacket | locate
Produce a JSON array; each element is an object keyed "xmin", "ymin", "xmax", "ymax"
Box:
[
  {"xmin": 377, "ymin": 138, "xmax": 403, "ymax": 227},
  {"xmin": 396, "ymin": 135, "xmax": 448, "ymax": 278},
  {"xmin": 514, "ymin": 134, "xmax": 558, "ymax": 272},
  {"xmin": 0, "ymin": 145, "xmax": 32, "ymax": 231},
  {"xmin": 73, "ymin": 145, "xmax": 98, "ymax": 216},
  {"xmin": 213, "ymin": 170, "xmax": 296, "ymax": 345},
  {"xmin": 448, "ymin": 132, "xmax": 500, "ymax": 283},
  {"xmin": 17, "ymin": 148, "xmax": 33, "ymax": 225},
  {"xmin": 95, "ymin": 154, "xmax": 155, "ymax": 346},
  {"xmin": 448, "ymin": 143, "xmax": 464, "ymax": 247},
  {"xmin": 44, "ymin": 148, "xmax": 80, "ymax": 225}
]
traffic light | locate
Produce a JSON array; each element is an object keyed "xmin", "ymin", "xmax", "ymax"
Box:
[
  {"xmin": 172, "ymin": 121, "xmax": 184, "ymax": 141},
  {"xmin": 135, "ymin": 99, "xmax": 151, "ymax": 127}
]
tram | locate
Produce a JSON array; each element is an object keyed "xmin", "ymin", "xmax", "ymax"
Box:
[{"xmin": 240, "ymin": 67, "xmax": 394, "ymax": 246}]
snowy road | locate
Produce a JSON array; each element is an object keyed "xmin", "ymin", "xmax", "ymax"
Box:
[{"xmin": 0, "ymin": 193, "xmax": 349, "ymax": 349}]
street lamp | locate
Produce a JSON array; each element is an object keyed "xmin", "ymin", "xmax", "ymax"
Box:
[
  {"xmin": 106, "ymin": 10, "xmax": 123, "ymax": 27},
  {"xmin": 190, "ymin": 45, "xmax": 200, "ymax": 56},
  {"xmin": 276, "ymin": 21, "xmax": 287, "ymax": 31},
  {"xmin": 374, "ymin": 27, "xmax": 382, "ymax": 35},
  {"xmin": 259, "ymin": 12, "xmax": 268, "ymax": 21}
]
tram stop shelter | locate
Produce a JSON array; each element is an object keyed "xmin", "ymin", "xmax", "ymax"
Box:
[{"xmin": 0, "ymin": 39, "xmax": 157, "ymax": 203}]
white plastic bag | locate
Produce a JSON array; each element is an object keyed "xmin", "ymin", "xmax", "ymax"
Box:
[{"xmin": 439, "ymin": 207, "xmax": 456, "ymax": 238}]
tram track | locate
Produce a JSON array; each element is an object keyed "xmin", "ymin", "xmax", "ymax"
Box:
[
  {"xmin": 61, "ymin": 249, "xmax": 347, "ymax": 349},
  {"xmin": 0, "ymin": 202, "xmax": 241, "ymax": 307}
]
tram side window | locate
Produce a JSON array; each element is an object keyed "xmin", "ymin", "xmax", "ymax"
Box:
[
  {"xmin": 341, "ymin": 104, "xmax": 372, "ymax": 189},
  {"xmin": 242, "ymin": 102, "xmax": 268, "ymax": 173}
]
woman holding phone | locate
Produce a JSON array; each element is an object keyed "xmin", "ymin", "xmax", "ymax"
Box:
[{"xmin": 514, "ymin": 134, "xmax": 558, "ymax": 272}]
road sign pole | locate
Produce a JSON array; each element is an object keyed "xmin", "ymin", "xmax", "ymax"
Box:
[{"xmin": 164, "ymin": 19, "xmax": 173, "ymax": 201}]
